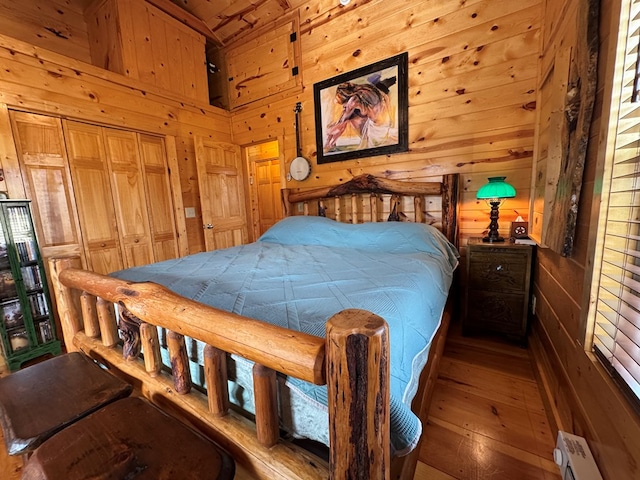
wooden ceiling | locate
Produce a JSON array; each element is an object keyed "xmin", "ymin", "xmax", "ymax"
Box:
[{"xmin": 164, "ymin": 0, "xmax": 310, "ymax": 46}]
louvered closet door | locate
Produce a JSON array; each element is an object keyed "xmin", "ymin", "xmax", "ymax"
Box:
[
  {"xmin": 9, "ymin": 112, "xmax": 85, "ymax": 265},
  {"xmin": 137, "ymin": 134, "xmax": 179, "ymax": 262},
  {"xmin": 102, "ymin": 129, "xmax": 154, "ymax": 268},
  {"xmin": 195, "ymin": 138, "xmax": 248, "ymax": 250},
  {"xmin": 64, "ymin": 121, "xmax": 124, "ymax": 274}
]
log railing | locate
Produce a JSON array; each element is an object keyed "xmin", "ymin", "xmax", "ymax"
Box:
[{"xmin": 49, "ymin": 257, "xmax": 391, "ymax": 480}]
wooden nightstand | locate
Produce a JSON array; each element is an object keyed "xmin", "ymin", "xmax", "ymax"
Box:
[{"xmin": 463, "ymin": 238, "xmax": 534, "ymax": 344}]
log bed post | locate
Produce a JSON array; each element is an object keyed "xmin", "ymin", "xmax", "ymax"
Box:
[
  {"xmin": 351, "ymin": 194, "xmax": 357, "ymax": 223},
  {"xmin": 49, "ymin": 257, "xmax": 83, "ymax": 352},
  {"xmin": 96, "ymin": 297, "xmax": 118, "ymax": 347},
  {"xmin": 204, "ymin": 345, "xmax": 229, "ymax": 416},
  {"xmin": 370, "ymin": 194, "xmax": 378, "ymax": 222},
  {"xmin": 442, "ymin": 173, "xmax": 460, "ymax": 247},
  {"xmin": 140, "ymin": 323, "xmax": 162, "ymax": 376},
  {"xmin": 281, "ymin": 188, "xmax": 292, "ymax": 217},
  {"xmin": 80, "ymin": 291, "xmax": 99, "ymax": 338},
  {"xmin": 327, "ymin": 309, "xmax": 390, "ymax": 480},
  {"xmin": 253, "ymin": 364, "xmax": 279, "ymax": 448},
  {"xmin": 167, "ymin": 331, "xmax": 192, "ymax": 394}
]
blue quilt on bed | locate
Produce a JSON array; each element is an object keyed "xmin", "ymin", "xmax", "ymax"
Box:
[{"xmin": 111, "ymin": 216, "xmax": 459, "ymax": 454}]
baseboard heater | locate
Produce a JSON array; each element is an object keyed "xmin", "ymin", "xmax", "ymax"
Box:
[{"xmin": 554, "ymin": 431, "xmax": 604, "ymax": 480}]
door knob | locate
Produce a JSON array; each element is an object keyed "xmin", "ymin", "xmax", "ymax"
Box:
[{"xmin": 203, "ymin": 224, "xmax": 214, "ymax": 229}]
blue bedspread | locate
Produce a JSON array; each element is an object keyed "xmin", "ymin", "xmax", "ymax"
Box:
[{"xmin": 111, "ymin": 216, "xmax": 458, "ymax": 454}]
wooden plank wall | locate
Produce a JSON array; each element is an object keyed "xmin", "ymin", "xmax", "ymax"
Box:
[
  {"xmin": 0, "ymin": 0, "xmax": 93, "ymax": 63},
  {"xmin": 0, "ymin": 0, "xmax": 541, "ymax": 255},
  {"xmin": 0, "ymin": 32, "xmax": 229, "ymax": 253},
  {"xmin": 85, "ymin": 0, "xmax": 210, "ymax": 104},
  {"xmin": 530, "ymin": 0, "xmax": 640, "ymax": 479},
  {"xmin": 228, "ymin": 0, "xmax": 541, "ymax": 258}
]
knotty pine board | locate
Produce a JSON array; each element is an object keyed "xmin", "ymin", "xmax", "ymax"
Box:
[{"xmin": 0, "ymin": 0, "xmax": 91, "ymax": 63}]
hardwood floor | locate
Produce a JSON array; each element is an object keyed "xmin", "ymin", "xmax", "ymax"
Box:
[
  {"xmin": 0, "ymin": 321, "xmax": 561, "ymax": 480},
  {"xmin": 416, "ymin": 321, "xmax": 561, "ymax": 480}
]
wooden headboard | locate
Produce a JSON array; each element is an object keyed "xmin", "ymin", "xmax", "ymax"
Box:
[{"xmin": 282, "ymin": 173, "xmax": 459, "ymax": 247}]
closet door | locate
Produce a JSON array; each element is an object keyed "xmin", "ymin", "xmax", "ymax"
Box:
[
  {"xmin": 195, "ymin": 138, "xmax": 248, "ymax": 250},
  {"xmin": 9, "ymin": 112, "xmax": 85, "ymax": 264},
  {"xmin": 102, "ymin": 129, "xmax": 153, "ymax": 267},
  {"xmin": 64, "ymin": 121, "xmax": 123, "ymax": 274},
  {"xmin": 137, "ymin": 134, "xmax": 179, "ymax": 261}
]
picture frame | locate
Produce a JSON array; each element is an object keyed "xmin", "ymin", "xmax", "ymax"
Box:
[{"xmin": 313, "ymin": 52, "xmax": 409, "ymax": 164}]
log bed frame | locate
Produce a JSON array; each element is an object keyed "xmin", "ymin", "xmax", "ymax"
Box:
[{"xmin": 48, "ymin": 173, "xmax": 459, "ymax": 480}]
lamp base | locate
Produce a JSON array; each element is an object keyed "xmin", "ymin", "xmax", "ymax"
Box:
[
  {"xmin": 482, "ymin": 199, "xmax": 505, "ymax": 243},
  {"xmin": 482, "ymin": 235, "xmax": 505, "ymax": 243}
]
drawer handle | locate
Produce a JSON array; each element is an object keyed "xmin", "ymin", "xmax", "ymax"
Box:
[{"xmin": 495, "ymin": 265, "xmax": 503, "ymax": 271}]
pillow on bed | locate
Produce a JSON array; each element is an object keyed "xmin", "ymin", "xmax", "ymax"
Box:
[{"xmin": 259, "ymin": 216, "xmax": 459, "ymax": 265}]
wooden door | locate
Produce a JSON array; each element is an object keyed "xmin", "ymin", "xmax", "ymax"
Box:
[
  {"xmin": 194, "ymin": 138, "xmax": 247, "ymax": 250},
  {"xmin": 64, "ymin": 121, "xmax": 123, "ymax": 275},
  {"xmin": 137, "ymin": 134, "xmax": 179, "ymax": 261},
  {"xmin": 9, "ymin": 112, "xmax": 85, "ymax": 265},
  {"xmin": 251, "ymin": 158, "xmax": 282, "ymax": 237},
  {"xmin": 102, "ymin": 128, "xmax": 154, "ymax": 268}
]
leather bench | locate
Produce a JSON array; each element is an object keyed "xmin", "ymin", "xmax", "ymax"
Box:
[
  {"xmin": 21, "ymin": 396, "xmax": 236, "ymax": 479},
  {"xmin": 0, "ymin": 352, "xmax": 132, "ymax": 456}
]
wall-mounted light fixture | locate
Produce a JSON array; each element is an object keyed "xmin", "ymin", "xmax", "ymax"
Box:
[
  {"xmin": 340, "ymin": 0, "xmax": 351, "ymax": 5},
  {"xmin": 476, "ymin": 176, "xmax": 516, "ymax": 243}
]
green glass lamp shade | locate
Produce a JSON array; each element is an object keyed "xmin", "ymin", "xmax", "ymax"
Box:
[
  {"xmin": 477, "ymin": 176, "xmax": 516, "ymax": 243},
  {"xmin": 476, "ymin": 176, "xmax": 516, "ymax": 200}
]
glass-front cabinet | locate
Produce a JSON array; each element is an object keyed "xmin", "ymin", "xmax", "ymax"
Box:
[{"xmin": 0, "ymin": 200, "xmax": 60, "ymax": 370}]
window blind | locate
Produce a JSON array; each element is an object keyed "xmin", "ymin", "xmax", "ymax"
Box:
[{"xmin": 593, "ymin": 0, "xmax": 640, "ymax": 403}]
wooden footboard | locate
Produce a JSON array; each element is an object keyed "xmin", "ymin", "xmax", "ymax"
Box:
[{"xmin": 49, "ymin": 257, "xmax": 392, "ymax": 480}]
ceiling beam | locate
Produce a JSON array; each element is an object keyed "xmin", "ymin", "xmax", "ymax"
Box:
[{"xmin": 145, "ymin": 0, "xmax": 223, "ymax": 45}]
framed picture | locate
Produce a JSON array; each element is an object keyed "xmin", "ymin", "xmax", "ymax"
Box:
[{"xmin": 314, "ymin": 52, "xmax": 409, "ymax": 164}]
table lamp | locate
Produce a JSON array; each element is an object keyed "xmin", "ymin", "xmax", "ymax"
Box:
[{"xmin": 476, "ymin": 176, "xmax": 516, "ymax": 243}]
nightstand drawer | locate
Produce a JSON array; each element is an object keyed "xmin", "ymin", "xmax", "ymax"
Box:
[
  {"xmin": 468, "ymin": 251, "xmax": 529, "ymax": 293},
  {"xmin": 466, "ymin": 289, "xmax": 527, "ymax": 335}
]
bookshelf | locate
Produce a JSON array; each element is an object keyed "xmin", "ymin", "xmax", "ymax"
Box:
[{"xmin": 0, "ymin": 200, "xmax": 60, "ymax": 370}]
